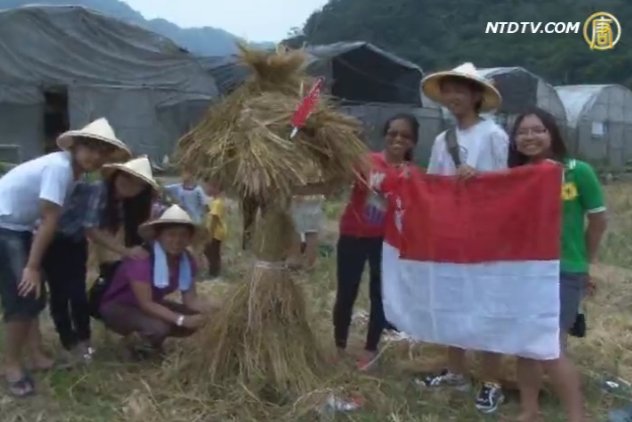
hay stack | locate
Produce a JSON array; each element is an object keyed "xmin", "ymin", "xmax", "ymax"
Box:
[
  {"xmin": 174, "ymin": 45, "xmax": 368, "ymax": 398},
  {"xmin": 176, "ymin": 44, "xmax": 368, "ymax": 201},
  {"xmin": 181, "ymin": 202, "xmax": 323, "ymax": 396}
]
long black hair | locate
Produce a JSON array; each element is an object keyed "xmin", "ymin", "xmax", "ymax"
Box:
[
  {"xmin": 382, "ymin": 113, "xmax": 420, "ymax": 162},
  {"xmin": 103, "ymin": 170, "xmax": 154, "ymax": 247},
  {"xmin": 508, "ymin": 107, "xmax": 568, "ymax": 168}
]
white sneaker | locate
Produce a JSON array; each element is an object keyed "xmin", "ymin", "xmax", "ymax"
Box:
[{"xmin": 415, "ymin": 370, "xmax": 471, "ymax": 392}]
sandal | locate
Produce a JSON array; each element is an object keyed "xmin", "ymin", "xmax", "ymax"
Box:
[{"xmin": 5, "ymin": 372, "xmax": 35, "ymax": 398}]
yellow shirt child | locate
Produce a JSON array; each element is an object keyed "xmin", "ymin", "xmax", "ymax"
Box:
[{"xmin": 206, "ymin": 196, "xmax": 227, "ymax": 241}]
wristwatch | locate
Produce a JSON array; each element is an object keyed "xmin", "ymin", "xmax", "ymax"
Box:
[{"xmin": 176, "ymin": 315, "xmax": 185, "ymax": 327}]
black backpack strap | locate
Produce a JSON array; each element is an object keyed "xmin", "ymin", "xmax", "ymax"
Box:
[{"xmin": 445, "ymin": 128, "xmax": 461, "ymax": 168}]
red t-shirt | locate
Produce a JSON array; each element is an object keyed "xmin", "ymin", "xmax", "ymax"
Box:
[{"xmin": 339, "ymin": 152, "xmax": 414, "ymax": 238}]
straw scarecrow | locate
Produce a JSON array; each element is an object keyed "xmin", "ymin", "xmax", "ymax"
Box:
[{"xmin": 174, "ymin": 45, "xmax": 368, "ymax": 397}]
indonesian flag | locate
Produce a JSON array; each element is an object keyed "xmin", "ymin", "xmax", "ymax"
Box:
[{"xmin": 382, "ymin": 163, "xmax": 563, "ymax": 360}]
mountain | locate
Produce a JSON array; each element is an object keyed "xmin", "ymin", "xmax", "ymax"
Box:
[
  {"xmin": 291, "ymin": 0, "xmax": 632, "ymax": 88},
  {"xmin": 1, "ymin": 0, "xmax": 274, "ymax": 56}
]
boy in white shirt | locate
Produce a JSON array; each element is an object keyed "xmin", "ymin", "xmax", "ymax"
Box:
[
  {"xmin": 165, "ymin": 169, "xmax": 208, "ymax": 225},
  {"xmin": 426, "ymin": 63, "xmax": 508, "ymax": 177},
  {"xmin": 419, "ymin": 63, "xmax": 509, "ymax": 414},
  {"xmin": 0, "ymin": 118, "xmax": 130, "ymax": 397}
]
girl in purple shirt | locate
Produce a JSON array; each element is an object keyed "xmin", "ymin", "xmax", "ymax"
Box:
[{"xmin": 100, "ymin": 205, "xmax": 210, "ymax": 358}]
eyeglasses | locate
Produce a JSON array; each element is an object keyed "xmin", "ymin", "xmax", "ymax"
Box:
[{"xmin": 516, "ymin": 127, "xmax": 548, "ymax": 136}]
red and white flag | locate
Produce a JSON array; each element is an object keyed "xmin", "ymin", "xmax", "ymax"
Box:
[
  {"xmin": 383, "ymin": 163, "xmax": 563, "ymax": 359},
  {"xmin": 290, "ymin": 77, "xmax": 325, "ymax": 139}
]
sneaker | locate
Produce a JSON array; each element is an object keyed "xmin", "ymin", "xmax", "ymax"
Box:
[
  {"xmin": 415, "ymin": 369, "xmax": 471, "ymax": 392},
  {"xmin": 80, "ymin": 348, "xmax": 94, "ymax": 364},
  {"xmin": 475, "ymin": 382, "xmax": 505, "ymax": 414},
  {"xmin": 77, "ymin": 342, "xmax": 95, "ymax": 363}
]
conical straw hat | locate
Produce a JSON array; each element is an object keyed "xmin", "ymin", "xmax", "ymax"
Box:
[
  {"xmin": 56, "ymin": 118, "xmax": 131, "ymax": 161},
  {"xmin": 101, "ymin": 155, "xmax": 159, "ymax": 191},
  {"xmin": 138, "ymin": 204, "xmax": 197, "ymax": 240},
  {"xmin": 421, "ymin": 62, "xmax": 502, "ymax": 112}
]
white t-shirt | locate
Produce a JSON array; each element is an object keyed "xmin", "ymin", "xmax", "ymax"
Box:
[
  {"xmin": 427, "ymin": 119, "xmax": 509, "ymax": 176},
  {"xmin": 0, "ymin": 151, "xmax": 74, "ymax": 231}
]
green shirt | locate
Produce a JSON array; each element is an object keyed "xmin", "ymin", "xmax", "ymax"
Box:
[{"xmin": 561, "ymin": 159, "xmax": 606, "ymax": 273}]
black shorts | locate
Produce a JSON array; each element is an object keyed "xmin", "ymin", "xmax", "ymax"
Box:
[
  {"xmin": 559, "ymin": 272, "xmax": 586, "ymax": 333},
  {"xmin": 0, "ymin": 228, "xmax": 47, "ymax": 322}
]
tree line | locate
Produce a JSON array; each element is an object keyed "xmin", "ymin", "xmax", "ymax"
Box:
[{"xmin": 285, "ymin": 0, "xmax": 631, "ymax": 88}]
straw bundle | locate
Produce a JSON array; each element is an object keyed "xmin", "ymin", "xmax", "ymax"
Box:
[
  {"xmin": 173, "ymin": 44, "xmax": 368, "ymax": 398},
  {"xmin": 175, "ymin": 44, "xmax": 368, "ymax": 202},
  {"xmin": 179, "ymin": 202, "xmax": 324, "ymax": 396}
]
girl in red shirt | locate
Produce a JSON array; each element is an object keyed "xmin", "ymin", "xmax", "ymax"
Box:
[{"xmin": 334, "ymin": 113, "xmax": 420, "ymax": 370}]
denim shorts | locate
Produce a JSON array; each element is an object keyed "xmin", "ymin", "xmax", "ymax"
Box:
[
  {"xmin": 0, "ymin": 228, "xmax": 47, "ymax": 322},
  {"xmin": 560, "ymin": 272, "xmax": 586, "ymax": 332}
]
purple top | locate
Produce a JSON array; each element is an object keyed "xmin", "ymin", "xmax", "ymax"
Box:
[{"xmin": 100, "ymin": 254, "xmax": 197, "ymax": 311}]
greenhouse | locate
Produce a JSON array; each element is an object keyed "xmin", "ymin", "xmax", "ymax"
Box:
[{"xmin": 556, "ymin": 84, "xmax": 632, "ymax": 169}]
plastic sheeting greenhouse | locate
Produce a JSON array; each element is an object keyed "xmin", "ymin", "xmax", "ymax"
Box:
[
  {"xmin": 478, "ymin": 67, "xmax": 568, "ymax": 132},
  {"xmin": 556, "ymin": 84, "xmax": 632, "ymax": 170},
  {"xmin": 0, "ymin": 5, "xmax": 218, "ymax": 162}
]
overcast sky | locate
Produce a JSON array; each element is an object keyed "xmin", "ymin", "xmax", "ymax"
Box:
[{"xmin": 123, "ymin": 0, "xmax": 329, "ymax": 42}]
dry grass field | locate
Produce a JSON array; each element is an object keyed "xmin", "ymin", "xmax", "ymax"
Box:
[{"xmin": 1, "ymin": 183, "xmax": 632, "ymax": 421}]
